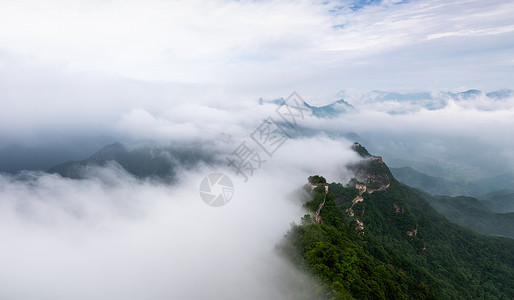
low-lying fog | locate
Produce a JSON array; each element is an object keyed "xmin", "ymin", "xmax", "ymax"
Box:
[{"xmin": 0, "ymin": 137, "xmax": 360, "ymax": 300}]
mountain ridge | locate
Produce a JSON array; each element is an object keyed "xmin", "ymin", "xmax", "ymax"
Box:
[
  {"xmin": 47, "ymin": 142, "xmax": 214, "ymax": 181},
  {"xmin": 281, "ymin": 143, "xmax": 514, "ymax": 299},
  {"xmin": 258, "ymin": 97, "xmax": 354, "ymax": 118},
  {"xmin": 261, "ymin": 88, "xmax": 514, "ymax": 118}
]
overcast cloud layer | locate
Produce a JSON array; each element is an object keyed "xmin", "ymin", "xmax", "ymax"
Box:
[{"xmin": 1, "ymin": 0, "xmax": 513, "ymax": 92}]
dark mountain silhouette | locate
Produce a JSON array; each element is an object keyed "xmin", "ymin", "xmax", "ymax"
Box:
[{"xmin": 47, "ymin": 142, "xmax": 214, "ymax": 182}]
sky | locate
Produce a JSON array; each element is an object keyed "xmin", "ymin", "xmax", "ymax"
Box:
[
  {"xmin": 0, "ymin": 0, "xmax": 513, "ymax": 145},
  {"xmin": 1, "ymin": 0, "xmax": 513, "ymax": 96}
]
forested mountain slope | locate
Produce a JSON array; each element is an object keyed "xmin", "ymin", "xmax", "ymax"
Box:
[{"xmin": 281, "ymin": 144, "xmax": 514, "ymax": 299}]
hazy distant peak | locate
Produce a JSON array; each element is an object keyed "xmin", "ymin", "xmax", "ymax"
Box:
[
  {"xmin": 98, "ymin": 141, "xmax": 127, "ymax": 152},
  {"xmin": 89, "ymin": 142, "xmax": 128, "ymax": 161},
  {"xmin": 334, "ymin": 98, "xmax": 353, "ymax": 105},
  {"xmin": 258, "ymin": 97, "xmax": 353, "ymax": 118},
  {"xmin": 442, "ymin": 88, "xmax": 514, "ymax": 100},
  {"xmin": 486, "ymin": 89, "xmax": 514, "ymax": 99},
  {"xmin": 444, "ymin": 89, "xmax": 483, "ymax": 100},
  {"xmin": 258, "ymin": 97, "xmax": 286, "ymax": 106},
  {"xmin": 365, "ymin": 90, "xmax": 433, "ymax": 102}
]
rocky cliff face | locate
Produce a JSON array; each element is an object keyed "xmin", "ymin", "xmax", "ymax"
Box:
[
  {"xmin": 350, "ymin": 143, "xmax": 391, "ymax": 193},
  {"xmin": 337, "ymin": 143, "xmax": 394, "ymax": 233}
]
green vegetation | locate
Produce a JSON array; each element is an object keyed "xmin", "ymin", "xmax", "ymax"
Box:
[
  {"xmin": 309, "ymin": 175, "xmax": 327, "ymax": 184},
  {"xmin": 389, "ymin": 166, "xmax": 463, "ymax": 196},
  {"xmin": 390, "ymin": 167, "xmax": 514, "ymax": 213},
  {"xmin": 281, "ymin": 174, "xmax": 514, "ymax": 299},
  {"xmin": 390, "ymin": 167, "xmax": 514, "ymax": 237},
  {"xmin": 481, "ymin": 189, "xmax": 514, "ymax": 213},
  {"xmin": 352, "ymin": 142, "xmax": 371, "ymax": 158},
  {"xmin": 47, "ymin": 142, "xmax": 214, "ymax": 182},
  {"xmin": 419, "ymin": 193, "xmax": 514, "ymax": 239}
]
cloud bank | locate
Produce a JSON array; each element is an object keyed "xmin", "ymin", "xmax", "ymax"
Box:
[{"xmin": 0, "ymin": 136, "xmax": 360, "ymax": 300}]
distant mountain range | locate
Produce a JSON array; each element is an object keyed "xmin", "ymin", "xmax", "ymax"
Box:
[
  {"xmin": 354, "ymin": 88, "xmax": 514, "ymax": 102},
  {"xmin": 258, "ymin": 97, "xmax": 354, "ymax": 118},
  {"xmin": 0, "ymin": 137, "xmax": 114, "ymax": 173},
  {"xmin": 417, "ymin": 191, "xmax": 514, "ymax": 239},
  {"xmin": 390, "ymin": 166, "xmax": 514, "ymax": 201},
  {"xmin": 260, "ymin": 88, "xmax": 514, "ymax": 117},
  {"xmin": 485, "ymin": 88, "xmax": 514, "ymax": 99},
  {"xmin": 389, "ymin": 166, "xmax": 514, "ymax": 238},
  {"xmin": 356, "ymin": 88, "xmax": 514, "ymax": 112},
  {"xmin": 481, "ymin": 189, "xmax": 514, "ymax": 213},
  {"xmin": 47, "ymin": 142, "xmax": 215, "ymax": 182},
  {"xmin": 359, "ymin": 90, "xmax": 434, "ymax": 102}
]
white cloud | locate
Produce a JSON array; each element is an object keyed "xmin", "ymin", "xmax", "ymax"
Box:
[
  {"xmin": 427, "ymin": 24, "xmax": 514, "ymax": 40},
  {"xmin": 0, "ymin": 135, "xmax": 359, "ymax": 300},
  {"xmin": 0, "ymin": 0, "xmax": 512, "ymax": 92}
]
